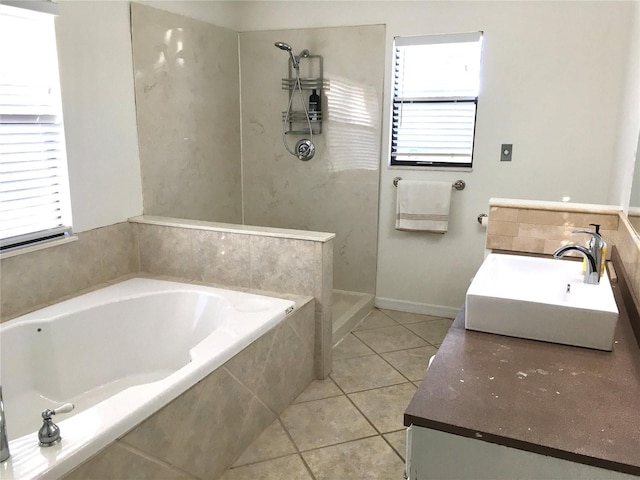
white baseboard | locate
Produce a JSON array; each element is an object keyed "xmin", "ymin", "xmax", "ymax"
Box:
[{"xmin": 374, "ymin": 296, "xmax": 459, "ymax": 319}]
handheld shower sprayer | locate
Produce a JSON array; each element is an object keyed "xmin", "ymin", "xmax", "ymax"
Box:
[
  {"xmin": 274, "ymin": 42, "xmax": 299, "ymax": 70},
  {"xmin": 274, "ymin": 41, "xmax": 316, "ymax": 161}
]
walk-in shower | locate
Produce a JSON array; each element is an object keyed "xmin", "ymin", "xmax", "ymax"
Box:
[{"xmin": 274, "ymin": 41, "xmax": 316, "ymax": 161}]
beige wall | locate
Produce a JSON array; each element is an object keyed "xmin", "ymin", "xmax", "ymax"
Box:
[
  {"xmin": 131, "ymin": 3, "xmax": 242, "ymax": 223},
  {"xmin": 239, "ymin": 25, "xmax": 384, "ymax": 294},
  {"xmin": 55, "ymin": 1, "xmax": 143, "ymax": 232},
  {"xmin": 608, "ymin": 1, "xmax": 640, "ymax": 210}
]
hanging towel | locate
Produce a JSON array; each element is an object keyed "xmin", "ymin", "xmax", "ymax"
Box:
[{"xmin": 395, "ymin": 180, "xmax": 452, "ymax": 233}]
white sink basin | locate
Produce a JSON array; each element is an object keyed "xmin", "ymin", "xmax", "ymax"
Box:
[{"xmin": 465, "ymin": 253, "xmax": 619, "ymax": 350}]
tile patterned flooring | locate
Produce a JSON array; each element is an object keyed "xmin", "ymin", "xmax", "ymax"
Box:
[{"xmin": 220, "ymin": 308, "xmax": 452, "ymax": 479}]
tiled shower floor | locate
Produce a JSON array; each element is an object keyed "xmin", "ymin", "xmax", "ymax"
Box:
[{"xmin": 220, "ymin": 308, "xmax": 453, "ymax": 479}]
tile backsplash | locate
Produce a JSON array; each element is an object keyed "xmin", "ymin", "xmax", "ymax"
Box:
[
  {"xmin": 487, "ymin": 198, "xmax": 640, "ymax": 306},
  {"xmin": 486, "ymin": 199, "xmax": 620, "ymax": 256}
]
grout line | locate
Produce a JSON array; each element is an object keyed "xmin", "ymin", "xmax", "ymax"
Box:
[
  {"xmin": 291, "ymin": 376, "xmax": 344, "ymax": 405},
  {"xmin": 276, "ymin": 416, "xmax": 319, "ymax": 480},
  {"xmin": 380, "ymin": 429, "xmax": 407, "ymax": 463},
  {"xmin": 296, "ymin": 433, "xmax": 382, "ymax": 454},
  {"xmin": 329, "ymin": 372, "xmax": 406, "ymax": 463},
  {"xmin": 329, "ymin": 372, "xmax": 384, "ymax": 436},
  {"xmin": 376, "ymin": 351, "xmax": 423, "ymax": 385},
  {"xmin": 117, "ymin": 441, "xmax": 200, "ymax": 480}
]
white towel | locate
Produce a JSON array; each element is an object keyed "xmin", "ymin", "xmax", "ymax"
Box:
[{"xmin": 395, "ymin": 180, "xmax": 452, "ymax": 233}]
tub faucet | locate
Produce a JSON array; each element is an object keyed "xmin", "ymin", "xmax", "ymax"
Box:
[
  {"xmin": 553, "ymin": 224, "xmax": 606, "ymax": 285},
  {"xmin": 0, "ymin": 386, "xmax": 9, "ymax": 463}
]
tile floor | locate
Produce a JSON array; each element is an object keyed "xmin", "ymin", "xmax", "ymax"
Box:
[{"xmin": 220, "ymin": 308, "xmax": 453, "ymax": 480}]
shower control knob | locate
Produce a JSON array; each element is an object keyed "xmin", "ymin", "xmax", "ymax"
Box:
[{"xmin": 295, "ymin": 139, "xmax": 315, "ymax": 161}]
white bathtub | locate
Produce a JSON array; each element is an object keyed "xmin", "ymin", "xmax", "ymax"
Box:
[{"xmin": 0, "ymin": 278, "xmax": 295, "ymax": 480}]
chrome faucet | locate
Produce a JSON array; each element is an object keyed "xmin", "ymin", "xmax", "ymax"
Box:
[
  {"xmin": 553, "ymin": 224, "xmax": 606, "ymax": 285},
  {"xmin": 0, "ymin": 386, "xmax": 10, "ymax": 463}
]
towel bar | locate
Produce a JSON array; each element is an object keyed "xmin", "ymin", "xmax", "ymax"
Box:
[{"xmin": 393, "ymin": 177, "xmax": 465, "ymax": 191}]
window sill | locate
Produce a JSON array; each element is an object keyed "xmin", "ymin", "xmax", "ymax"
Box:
[
  {"xmin": 0, "ymin": 235, "xmax": 79, "ymax": 260},
  {"xmin": 387, "ymin": 165, "xmax": 473, "ymax": 173}
]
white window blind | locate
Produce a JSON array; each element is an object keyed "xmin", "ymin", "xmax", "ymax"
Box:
[
  {"xmin": 0, "ymin": 4, "xmax": 72, "ymax": 251},
  {"xmin": 391, "ymin": 32, "xmax": 483, "ymax": 167}
]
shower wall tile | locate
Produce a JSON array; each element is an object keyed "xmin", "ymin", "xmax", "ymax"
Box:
[
  {"xmin": 239, "ymin": 25, "xmax": 385, "ymax": 295},
  {"xmin": 1, "ymin": 223, "xmax": 139, "ymax": 322},
  {"xmin": 130, "ymin": 3, "xmax": 242, "ymax": 223}
]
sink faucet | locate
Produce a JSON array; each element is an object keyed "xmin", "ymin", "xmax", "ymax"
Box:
[
  {"xmin": 553, "ymin": 224, "xmax": 606, "ymax": 285},
  {"xmin": 0, "ymin": 386, "xmax": 9, "ymax": 463}
]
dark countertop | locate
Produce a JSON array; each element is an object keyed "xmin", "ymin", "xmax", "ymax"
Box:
[{"xmin": 404, "ymin": 284, "xmax": 640, "ymax": 476}]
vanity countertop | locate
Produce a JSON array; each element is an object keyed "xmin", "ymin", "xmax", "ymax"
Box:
[{"xmin": 404, "ymin": 285, "xmax": 640, "ymax": 476}]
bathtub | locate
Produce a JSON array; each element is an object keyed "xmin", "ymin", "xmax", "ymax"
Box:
[{"xmin": 0, "ymin": 278, "xmax": 295, "ymax": 480}]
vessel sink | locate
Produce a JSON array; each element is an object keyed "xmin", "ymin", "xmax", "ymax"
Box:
[{"xmin": 465, "ymin": 253, "xmax": 619, "ymax": 350}]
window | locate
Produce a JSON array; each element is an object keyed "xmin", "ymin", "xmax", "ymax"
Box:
[
  {"xmin": 391, "ymin": 32, "xmax": 483, "ymax": 168},
  {"xmin": 0, "ymin": 3, "xmax": 72, "ymax": 253}
]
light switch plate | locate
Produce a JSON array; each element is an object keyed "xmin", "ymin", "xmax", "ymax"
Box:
[{"xmin": 501, "ymin": 144, "xmax": 513, "ymax": 162}]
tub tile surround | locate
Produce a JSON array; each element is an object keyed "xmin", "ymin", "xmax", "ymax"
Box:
[
  {"xmin": 1, "ymin": 216, "xmax": 334, "ymax": 380},
  {"xmin": 63, "ymin": 299, "xmax": 315, "ymax": 480},
  {"xmin": 0, "ymin": 222, "xmax": 139, "ymax": 321},
  {"xmin": 130, "ymin": 3, "xmax": 242, "ymax": 223},
  {"xmin": 134, "ymin": 216, "xmax": 334, "ymax": 378}
]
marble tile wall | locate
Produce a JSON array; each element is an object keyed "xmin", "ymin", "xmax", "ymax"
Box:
[
  {"xmin": 614, "ymin": 214, "xmax": 640, "ymax": 303},
  {"xmin": 130, "ymin": 3, "xmax": 242, "ymax": 223},
  {"xmin": 487, "ymin": 201, "xmax": 640, "ymax": 306},
  {"xmin": 239, "ymin": 25, "xmax": 385, "ymax": 295},
  {"xmin": 129, "ymin": 6, "xmax": 378, "ymax": 298},
  {"xmin": 63, "ymin": 299, "xmax": 315, "ymax": 480},
  {"xmin": 486, "ymin": 204, "xmax": 619, "ymax": 256},
  {"xmin": 133, "ymin": 218, "xmax": 333, "ymax": 378},
  {"xmin": 0, "ymin": 222, "xmax": 139, "ymax": 322}
]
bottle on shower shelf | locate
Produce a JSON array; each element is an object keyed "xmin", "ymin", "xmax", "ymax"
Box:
[{"xmin": 309, "ymin": 89, "xmax": 320, "ymax": 122}]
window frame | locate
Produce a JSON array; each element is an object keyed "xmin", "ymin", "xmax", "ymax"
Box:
[
  {"xmin": 0, "ymin": 2, "xmax": 73, "ymax": 254},
  {"xmin": 390, "ymin": 32, "xmax": 483, "ymax": 169}
]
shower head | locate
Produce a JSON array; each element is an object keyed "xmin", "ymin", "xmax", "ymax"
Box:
[
  {"xmin": 274, "ymin": 41, "xmax": 299, "ymax": 70},
  {"xmin": 274, "ymin": 42, "xmax": 292, "ymax": 52}
]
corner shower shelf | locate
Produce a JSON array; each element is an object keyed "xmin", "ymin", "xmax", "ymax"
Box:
[{"xmin": 281, "ymin": 54, "xmax": 323, "ymax": 135}]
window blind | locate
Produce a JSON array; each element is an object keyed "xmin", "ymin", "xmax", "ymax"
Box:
[
  {"xmin": 391, "ymin": 32, "xmax": 482, "ymax": 167},
  {"xmin": 0, "ymin": 4, "xmax": 72, "ymax": 251}
]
